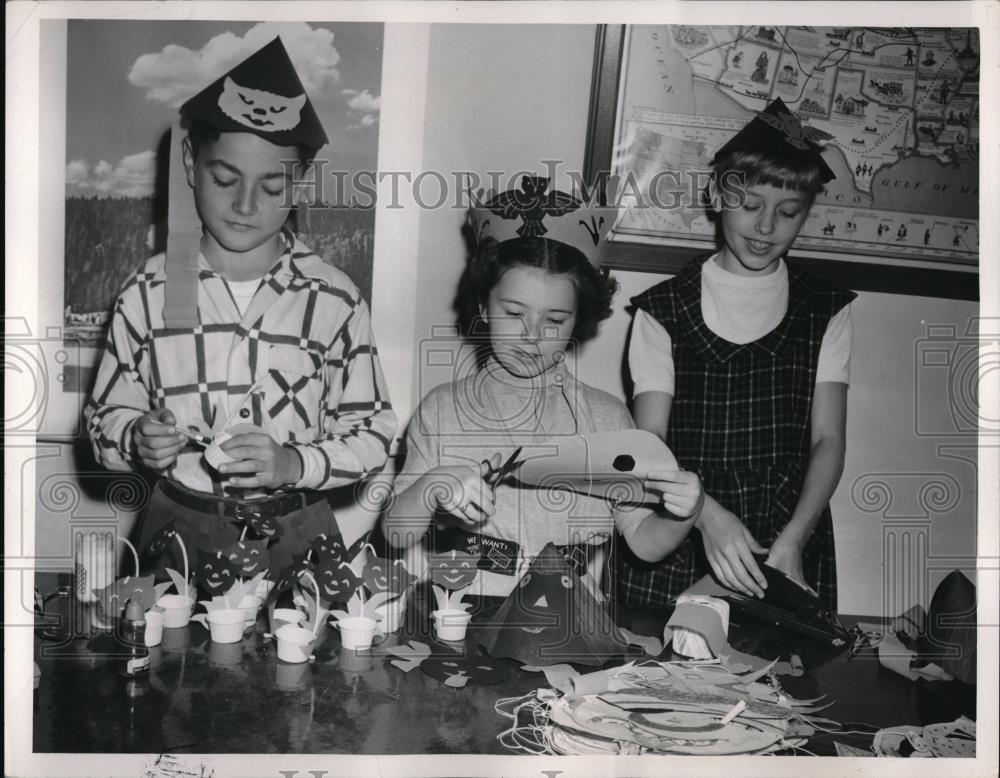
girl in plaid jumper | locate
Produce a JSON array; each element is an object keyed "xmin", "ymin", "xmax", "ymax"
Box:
[{"xmin": 615, "ymin": 100, "xmax": 855, "ymax": 610}]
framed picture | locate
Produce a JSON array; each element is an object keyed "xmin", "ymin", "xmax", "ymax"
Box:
[{"xmin": 584, "ymin": 25, "xmax": 980, "ymax": 301}]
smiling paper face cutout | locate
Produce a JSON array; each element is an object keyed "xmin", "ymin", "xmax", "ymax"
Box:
[
  {"xmin": 218, "ymin": 77, "xmax": 306, "ymax": 133},
  {"xmin": 195, "ymin": 550, "xmax": 239, "ymax": 595},
  {"xmin": 430, "ymin": 550, "xmax": 479, "ymax": 590},
  {"xmin": 145, "ymin": 522, "xmax": 179, "ymax": 556},
  {"xmin": 363, "ymin": 557, "xmax": 416, "ymax": 595},
  {"xmin": 222, "ymin": 539, "xmax": 270, "ymax": 577},
  {"xmin": 475, "ymin": 543, "xmax": 630, "ymax": 667},
  {"xmin": 315, "ymin": 559, "xmax": 362, "ymax": 603},
  {"xmin": 267, "ymin": 553, "xmax": 314, "ymax": 606},
  {"xmin": 94, "ymin": 575, "xmax": 157, "ymax": 617},
  {"xmin": 309, "ymin": 532, "xmax": 367, "ymax": 566},
  {"xmin": 241, "ymin": 510, "xmax": 283, "ymax": 540}
]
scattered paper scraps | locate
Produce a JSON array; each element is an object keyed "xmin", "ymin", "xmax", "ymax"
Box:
[
  {"xmin": 834, "ymin": 741, "xmax": 873, "ymax": 757},
  {"xmin": 618, "ymin": 628, "xmax": 663, "ymax": 657},
  {"xmin": 421, "ymin": 656, "xmax": 515, "ymax": 688},
  {"xmin": 385, "ymin": 640, "xmax": 431, "ymax": 673},
  {"xmin": 877, "ymin": 632, "xmax": 953, "ymax": 681}
]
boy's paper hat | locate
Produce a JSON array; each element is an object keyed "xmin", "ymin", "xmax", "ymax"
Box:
[
  {"xmin": 470, "ymin": 176, "xmax": 617, "ymax": 267},
  {"xmin": 712, "ymin": 98, "xmax": 836, "ymax": 183},
  {"xmin": 180, "ymin": 36, "xmax": 328, "ymax": 150}
]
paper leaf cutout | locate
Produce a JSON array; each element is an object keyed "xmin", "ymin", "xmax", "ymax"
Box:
[
  {"xmin": 154, "ymin": 581, "xmax": 174, "ymax": 601},
  {"xmin": 268, "ymin": 553, "xmax": 315, "ymax": 605},
  {"xmin": 166, "ymin": 567, "xmax": 195, "ymax": 599},
  {"xmin": 195, "ymin": 550, "xmax": 240, "ymax": 595},
  {"xmin": 362, "ymin": 557, "xmax": 416, "ymax": 595},
  {"xmin": 314, "ymin": 558, "xmax": 362, "ymax": 604},
  {"xmin": 221, "ymin": 539, "xmax": 270, "ymax": 577},
  {"xmin": 432, "ymin": 583, "xmax": 474, "ymax": 612},
  {"xmin": 386, "ymin": 640, "xmax": 432, "ymax": 672},
  {"xmin": 430, "ymin": 549, "xmax": 479, "ymax": 590},
  {"xmin": 145, "ymin": 522, "xmax": 179, "ymax": 555},
  {"xmin": 294, "ymin": 587, "xmax": 330, "ymax": 635}
]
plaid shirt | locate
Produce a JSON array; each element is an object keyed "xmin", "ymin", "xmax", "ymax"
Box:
[
  {"xmin": 614, "ymin": 256, "xmax": 855, "ymax": 609},
  {"xmin": 85, "ymin": 231, "xmax": 396, "ymax": 496}
]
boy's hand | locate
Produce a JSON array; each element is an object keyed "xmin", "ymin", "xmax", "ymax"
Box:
[
  {"xmin": 133, "ymin": 408, "xmax": 185, "ymax": 472},
  {"xmin": 427, "ymin": 460, "xmax": 497, "ymax": 527},
  {"xmin": 644, "ymin": 469, "xmax": 704, "ymax": 519},
  {"xmin": 217, "ymin": 432, "xmax": 302, "ymax": 489},
  {"xmin": 696, "ymin": 502, "xmax": 768, "ymax": 598}
]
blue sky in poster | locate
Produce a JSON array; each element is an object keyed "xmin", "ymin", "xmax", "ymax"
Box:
[{"xmin": 65, "ymin": 20, "xmax": 383, "ymax": 199}]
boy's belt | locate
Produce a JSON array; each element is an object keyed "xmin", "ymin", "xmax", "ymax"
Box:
[{"xmin": 160, "ymin": 480, "xmax": 327, "ymax": 521}]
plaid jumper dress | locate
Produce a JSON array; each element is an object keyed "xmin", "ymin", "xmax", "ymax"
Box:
[{"xmin": 614, "ymin": 257, "xmax": 855, "ymax": 610}]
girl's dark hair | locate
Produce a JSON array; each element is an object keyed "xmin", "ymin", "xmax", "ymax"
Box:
[
  {"xmin": 185, "ymin": 118, "xmax": 316, "ymax": 166},
  {"xmin": 712, "ymin": 148, "xmax": 827, "ymax": 203},
  {"xmin": 455, "ymin": 236, "xmax": 619, "ymax": 346}
]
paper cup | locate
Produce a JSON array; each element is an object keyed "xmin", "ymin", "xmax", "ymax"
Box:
[
  {"xmin": 373, "ymin": 592, "xmax": 408, "ymax": 635},
  {"xmin": 276, "ymin": 624, "xmax": 316, "ymax": 663},
  {"xmin": 432, "ymin": 609, "xmax": 472, "ymax": 642},
  {"xmin": 335, "ymin": 616, "xmax": 377, "ymax": 651},
  {"xmin": 157, "ymin": 594, "xmax": 195, "ymax": 628},
  {"xmin": 144, "ymin": 610, "xmax": 164, "ymax": 647},
  {"xmin": 270, "ymin": 607, "xmax": 305, "ymax": 633},
  {"xmin": 194, "ymin": 608, "xmax": 244, "ymax": 644}
]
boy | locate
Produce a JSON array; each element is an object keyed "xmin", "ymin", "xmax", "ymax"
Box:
[
  {"xmin": 86, "ymin": 38, "xmax": 396, "ymax": 573},
  {"xmin": 615, "ymin": 98, "xmax": 855, "ymax": 610}
]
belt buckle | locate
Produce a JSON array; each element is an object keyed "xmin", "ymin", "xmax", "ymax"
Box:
[{"xmin": 234, "ymin": 501, "xmax": 264, "ymax": 522}]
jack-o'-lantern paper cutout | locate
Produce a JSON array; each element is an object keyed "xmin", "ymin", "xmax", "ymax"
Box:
[
  {"xmin": 475, "ymin": 543, "xmax": 630, "ymax": 667},
  {"xmin": 143, "ymin": 521, "xmax": 193, "ymax": 598},
  {"xmin": 421, "ymin": 656, "xmax": 515, "ymax": 688},
  {"xmin": 266, "ymin": 553, "xmax": 314, "ymax": 607},
  {"xmin": 362, "ymin": 557, "xmax": 416, "ymax": 596},
  {"xmin": 430, "ymin": 549, "xmax": 479, "ymax": 590},
  {"xmin": 309, "ymin": 531, "xmax": 369, "ymax": 567},
  {"xmin": 241, "ymin": 509, "xmax": 283, "ymax": 539},
  {"xmin": 221, "ymin": 539, "xmax": 270, "ymax": 577},
  {"xmin": 93, "ymin": 575, "xmax": 159, "ymax": 617},
  {"xmin": 196, "ymin": 550, "xmax": 240, "ymax": 596},
  {"xmin": 314, "ymin": 559, "xmax": 362, "ymax": 604}
]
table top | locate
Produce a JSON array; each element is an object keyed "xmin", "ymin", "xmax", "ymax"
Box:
[{"xmin": 33, "ymin": 584, "xmax": 974, "ymax": 756}]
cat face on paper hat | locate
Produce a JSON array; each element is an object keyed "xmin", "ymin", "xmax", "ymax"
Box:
[
  {"xmin": 712, "ymin": 97, "xmax": 835, "ymax": 185},
  {"xmin": 180, "ymin": 36, "xmax": 328, "ymax": 152},
  {"xmin": 470, "ymin": 176, "xmax": 617, "ymax": 268}
]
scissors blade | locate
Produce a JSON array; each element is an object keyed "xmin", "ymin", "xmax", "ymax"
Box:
[{"xmin": 492, "ymin": 446, "xmax": 524, "ymax": 485}]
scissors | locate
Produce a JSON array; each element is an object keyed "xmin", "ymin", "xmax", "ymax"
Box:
[
  {"xmin": 465, "ymin": 447, "xmax": 525, "ymax": 516},
  {"xmin": 482, "ymin": 446, "xmax": 525, "ymax": 489}
]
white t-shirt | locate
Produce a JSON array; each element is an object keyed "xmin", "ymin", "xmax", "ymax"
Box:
[
  {"xmin": 629, "ymin": 255, "xmax": 852, "ymax": 396},
  {"xmin": 226, "ymin": 278, "xmax": 262, "ymax": 316}
]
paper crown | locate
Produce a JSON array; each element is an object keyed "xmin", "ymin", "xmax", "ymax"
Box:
[
  {"xmin": 180, "ymin": 36, "xmax": 328, "ymax": 150},
  {"xmin": 470, "ymin": 176, "xmax": 616, "ymax": 267},
  {"xmin": 713, "ymin": 98, "xmax": 835, "ymax": 183}
]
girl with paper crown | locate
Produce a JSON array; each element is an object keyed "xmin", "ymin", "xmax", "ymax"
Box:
[
  {"xmin": 616, "ymin": 98, "xmax": 855, "ymax": 610},
  {"xmin": 382, "ymin": 177, "xmax": 701, "ymax": 599},
  {"xmin": 85, "ymin": 37, "xmax": 396, "ymax": 574}
]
